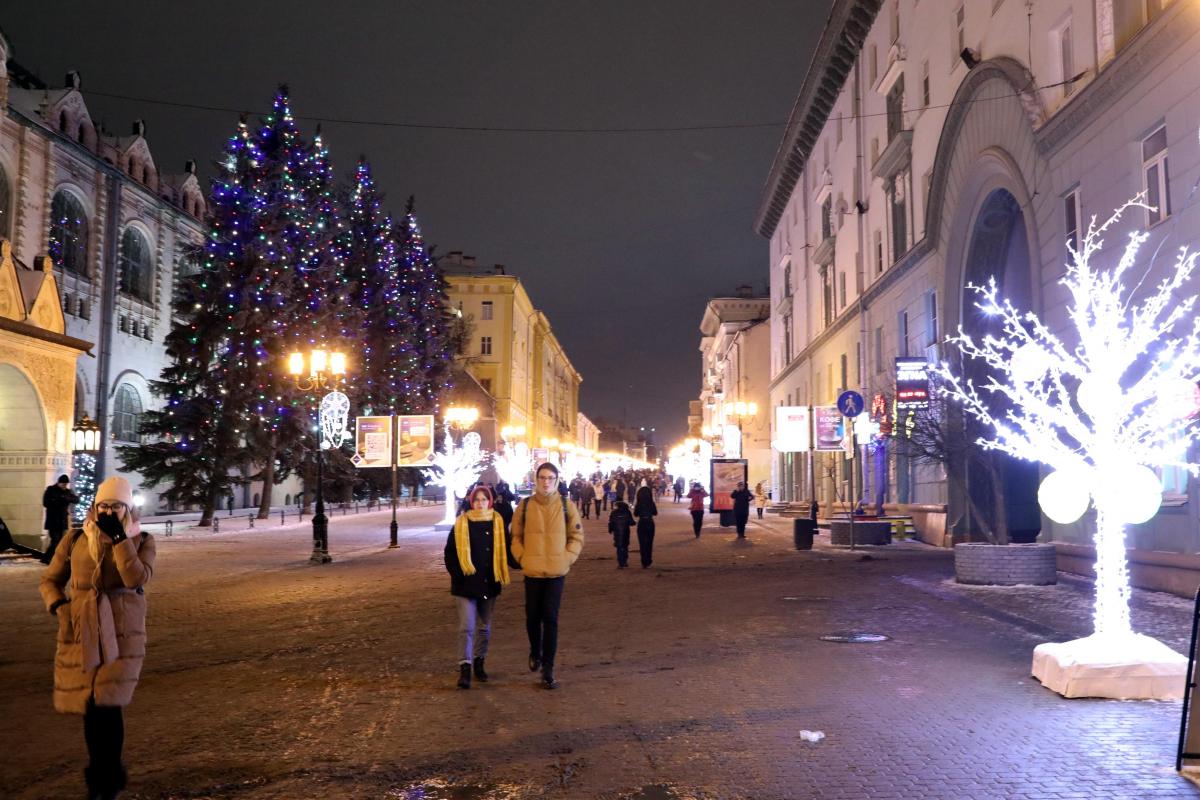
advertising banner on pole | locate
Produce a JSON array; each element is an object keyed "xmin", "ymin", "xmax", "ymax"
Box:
[
  {"xmin": 773, "ymin": 406, "xmax": 811, "ymax": 452},
  {"xmin": 396, "ymin": 414, "xmax": 436, "ymax": 467},
  {"xmin": 354, "ymin": 416, "xmax": 393, "ymax": 468},
  {"xmin": 813, "ymin": 405, "xmax": 845, "ymax": 452},
  {"xmin": 710, "ymin": 458, "xmax": 747, "ymax": 512}
]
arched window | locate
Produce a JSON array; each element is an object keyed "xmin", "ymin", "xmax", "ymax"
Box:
[
  {"xmin": 49, "ymin": 190, "xmax": 89, "ymax": 275},
  {"xmin": 0, "ymin": 162, "xmax": 10, "ymax": 241},
  {"xmin": 112, "ymin": 384, "xmax": 143, "ymax": 443},
  {"xmin": 119, "ymin": 228, "xmax": 153, "ymax": 301}
]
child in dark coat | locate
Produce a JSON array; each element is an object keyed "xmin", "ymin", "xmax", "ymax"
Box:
[{"xmin": 607, "ymin": 500, "xmax": 636, "ymax": 569}]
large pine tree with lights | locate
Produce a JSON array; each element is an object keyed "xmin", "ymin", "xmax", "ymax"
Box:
[
  {"xmin": 117, "ymin": 121, "xmax": 260, "ymax": 525},
  {"xmin": 243, "ymin": 89, "xmax": 345, "ymax": 517},
  {"xmin": 398, "ymin": 199, "xmax": 454, "ymax": 414}
]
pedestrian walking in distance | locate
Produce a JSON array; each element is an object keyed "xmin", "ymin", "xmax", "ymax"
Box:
[
  {"xmin": 510, "ymin": 462, "xmax": 584, "ymax": 689},
  {"xmin": 687, "ymin": 482, "xmax": 709, "ymax": 538},
  {"xmin": 591, "ymin": 477, "xmax": 604, "ymax": 519},
  {"xmin": 731, "ymin": 481, "xmax": 754, "ymax": 539},
  {"xmin": 445, "ymin": 485, "xmax": 511, "ymax": 689},
  {"xmin": 42, "ymin": 474, "xmax": 80, "ymax": 564},
  {"xmin": 607, "ymin": 499, "xmax": 635, "ymax": 568},
  {"xmin": 40, "ymin": 476, "xmax": 155, "ymax": 800},
  {"xmin": 673, "ymin": 476, "xmax": 684, "ymax": 504},
  {"xmin": 579, "ymin": 479, "xmax": 596, "ymax": 520},
  {"xmin": 633, "ymin": 484, "xmax": 658, "ymax": 568},
  {"xmin": 754, "ymin": 482, "xmax": 768, "ymax": 520}
]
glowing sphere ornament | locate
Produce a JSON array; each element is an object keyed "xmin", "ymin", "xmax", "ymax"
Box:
[
  {"xmin": 1010, "ymin": 343, "xmax": 1051, "ymax": 384},
  {"xmin": 1037, "ymin": 468, "xmax": 1091, "ymax": 525}
]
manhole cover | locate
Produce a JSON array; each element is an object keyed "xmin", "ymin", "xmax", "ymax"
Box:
[{"xmin": 820, "ymin": 632, "xmax": 890, "ymax": 643}]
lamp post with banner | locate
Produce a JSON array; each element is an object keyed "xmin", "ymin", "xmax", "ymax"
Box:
[
  {"xmin": 353, "ymin": 413, "xmax": 436, "ymax": 547},
  {"xmin": 287, "ymin": 348, "xmax": 349, "ymax": 564}
]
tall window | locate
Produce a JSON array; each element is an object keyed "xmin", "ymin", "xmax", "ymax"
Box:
[
  {"xmin": 869, "ymin": 45, "xmax": 878, "ymax": 85},
  {"xmin": 49, "ymin": 190, "xmax": 89, "ymax": 275},
  {"xmin": 821, "ymin": 196, "xmax": 833, "ymax": 240},
  {"xmin": 480, "ymin": 336, "xmax": 492, "ymax": 356},
  {"xmin": 874, "ymin": 230, "xmax": 884, "ymax": 276},
  {"xmin": 890, "ymin": 0, "xmax": 900, "ymax": 43},
  {"xmin": 874, "ymin": 327, "xmax": 884, "ymax": 373},
  {"xmin": 1064, "ymin": 188, "xmax": 1081, "ymax": 256},
  {"xmin": 782, "ymin": 263, "xmax": 792, "ymax": 297},
  {"xmin": 838, "ymin": 271, "xmax": 847, "ymax": 309},
  {"xmin": 119, "ymin": 228, "xmax": 153, "ymax": 301},
  {"xmin": 925, "ymin": 291, "xmax": 938, "ymax": 348},
  {"xmin": 921, "ymin": 60, "xmax": 931, "ymax": 107},
  {"xmin": 1057, "ymin": 20, "xmax": 1075, "ymax": 95},
  {"xmin": 886, "ymin": 76, "xmax": 906, "ymax": 141},
  {"xmin": 898, "ymin": 310, "xmax": 910, "ymax": 357},
  {"xmin": 481, "ymin": 300, "xmax": 494, "ymax": 320},
  {"xmin": 821, "ymin": 268, "xmax": 834, "ymax": 328},
  {"xmin": 783, "ymin": 314, "xmax": 794, "ymax": 364},
  {"xmin": 113, "ymin": 385, "xmax": 143, "ymax": 443},
  {"xmin": 1143, "ymin": 126, "xmax": 1170, "ymax": 226},
  {"xmin": 0, "ymin": 162, "xmax": 10, "ymax": 240},
  {"xmin": 890, "ymin": 174, "xmax": 908, "ymax": 261},
  {"xmin": 953, "ymin": 4, "xmax": 966, "ymax": 62}
]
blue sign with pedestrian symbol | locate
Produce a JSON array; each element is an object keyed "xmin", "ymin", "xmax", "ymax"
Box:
[{"xmin": 837, "ymin": 390, "xmax": 865, "ymax": 417}]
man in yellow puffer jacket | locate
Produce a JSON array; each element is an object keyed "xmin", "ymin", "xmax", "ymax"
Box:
[{"xmin": 510, "ymin": 462, "xmax": 584, "ymax": 689}]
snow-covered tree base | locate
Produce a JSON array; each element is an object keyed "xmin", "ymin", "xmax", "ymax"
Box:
[{"xmin": 1031, "ymin": 633, "xmax": 1186, "ymax": 699}]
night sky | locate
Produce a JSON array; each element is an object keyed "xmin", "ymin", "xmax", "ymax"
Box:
[{"xmin": 4, "ymin": 1, "xmax": 831, "ymax": 445}]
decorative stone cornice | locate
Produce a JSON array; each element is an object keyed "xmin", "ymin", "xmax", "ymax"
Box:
[{"xmin": 754, "ymin": 0, "xmax": 883, "ymax": 238}]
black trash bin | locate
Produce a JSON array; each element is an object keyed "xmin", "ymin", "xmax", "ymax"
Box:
[{"xmin": 793, "ymin": 518, "xmax": 815, "ymax": 550}]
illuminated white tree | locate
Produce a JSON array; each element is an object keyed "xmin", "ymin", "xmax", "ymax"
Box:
[
  {"xmin": 430, "ymin": 430, "xmax": 490, "ymax": 525},
  {"xmin": 494, "ymin": 442, "xmax": 532, "ymax": 488},
  {"xmin": 939, "ymin": 201, "xmax": 1200, "ymax": 646}
]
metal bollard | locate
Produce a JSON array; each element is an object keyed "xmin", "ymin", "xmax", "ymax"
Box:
[
  {"xmin": 165, "ymin": 519, "xmax": 173, "ymax": 537},
  {"xmin": 248, "ymin": 514, "xmax": 255, "ymax": 529},
  {"xmin": 281, "ymin": 508, "xmax": 285, "ymax": 525},
  {"xmin": 213, "ymin": 517, "xmax": 220, "ymax": 533}
]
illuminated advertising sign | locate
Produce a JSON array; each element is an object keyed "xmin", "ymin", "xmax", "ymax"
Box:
[
  {"xmin": 773, "ymin": 406, "xmax": 811, "ymax": 452},
  {"xmin": 354, "ymin": 416, "xmax": 393, "ymax": 468},
  {"xmin": 895, "ymin": 357, "xmax": 930, "ymax": 409},
  {"xmin": 710, "ymin": 458, "xmax": 747, "ymax": 512},
  {"xmin": 813, "ymin": 405, "xmax": 844, "ymax": 452},
  {"xmin": 396, "ymin": 414, "xmax": 436, "ymax": 467}
]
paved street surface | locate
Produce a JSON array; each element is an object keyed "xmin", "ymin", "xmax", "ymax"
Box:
[{"xmin": 2, "ymin": 502, "xmax": 1198, "ymax": 799}]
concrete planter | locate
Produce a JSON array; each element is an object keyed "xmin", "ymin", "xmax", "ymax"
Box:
[{"xmin": 954, "ymin": 542, "xmax": 1058, "ymax": 586}]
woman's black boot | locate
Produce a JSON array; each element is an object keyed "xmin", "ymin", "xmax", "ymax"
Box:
[
  {"xmin": 473, "ymin": 656, "xmax": 488, "ymax": 682},
  {"xmin": 457, "ymin": 663, "xmax": 472, "ymax": 689}
]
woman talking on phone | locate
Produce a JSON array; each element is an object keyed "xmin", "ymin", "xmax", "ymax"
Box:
[{"xmin": 40, "ymin": 476, "xmax": 156, "ymax": 800}]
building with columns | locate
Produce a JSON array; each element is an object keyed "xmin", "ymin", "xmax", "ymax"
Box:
[
  {"xmin": 696, "ymin": 289, "xmax": 771, "ymax": 493},
  {"xmin": 758, "ymin": 0, "xmax": 1200, "ymax": 569},
  {"xmin": 442, "ymin": 256, "xmax": 582, "ymax": 454},
  {"xmin": 0, "ymin": 28, "xmax": 218, "ymax": 520}
]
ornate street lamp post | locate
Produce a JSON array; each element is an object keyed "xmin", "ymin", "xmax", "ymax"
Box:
[
  {"xmin": 287, "ymin": 349, "xmax": 349, "ymax": 564},
  {"xmin": 70, "ymin": 413, "xmax": 102, "ymax": 528}
]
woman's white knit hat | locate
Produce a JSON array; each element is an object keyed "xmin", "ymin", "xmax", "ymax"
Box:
[{"xmin": 95, "ymin": 476, "xmax": 134, "ymax": 508}]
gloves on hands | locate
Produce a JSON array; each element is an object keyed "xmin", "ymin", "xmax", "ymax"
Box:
[{"xmin": 96, "ymin": 512, "xmax": 127, "ymax": 543}]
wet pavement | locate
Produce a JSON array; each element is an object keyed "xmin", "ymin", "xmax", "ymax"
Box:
[{"xmin": 1, "ymin": 502, "xmax": 1198, "ymax": 798}]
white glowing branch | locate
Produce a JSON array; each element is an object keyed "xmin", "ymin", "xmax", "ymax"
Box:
[{"xmin": 939, "ymin": 200, "xmax": 1200, "ymax": 640}]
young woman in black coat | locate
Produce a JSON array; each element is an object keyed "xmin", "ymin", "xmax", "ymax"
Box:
[
  {"xmin": 445, "ymin": 486, "xmax": 511, "ymax": 689},
  {"xmin": 632, "ymin": 484, "xmax": 658, "ymax": 569}
]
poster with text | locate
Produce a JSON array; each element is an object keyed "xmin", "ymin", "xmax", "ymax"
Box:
[
  {"xmin": 774, "ymin": 406, "xmax": 811, "ymax": 452},
  {"xmin": 710, "ymin": 458, "xmax": 747, "ymax": 512},
  {"xmin": 813, "ymin": 405, "xmax": 845, "ymax": 452},
  {"xmin": 354, "ymin": 416, "xmax": 393, "ymax": 468},
  {"xmin": 397, "ymin": 415, "xmax": 436, "ymax": 467}
]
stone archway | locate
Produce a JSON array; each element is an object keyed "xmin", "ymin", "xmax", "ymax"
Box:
[
  {"xmin": 958, "ymin": 189, "xmax": 1042, "ymax": 542},
  {"xmin": 0, "ymin": 362, "xmax": 51, "ymax": 544}
]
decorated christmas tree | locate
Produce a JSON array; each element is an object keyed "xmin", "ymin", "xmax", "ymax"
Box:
[
  {"xmin": 397, "ymin": 198, "xmax": 454, "ymax": 415},
  {"xmin": 118, "ymin": 121, "xmax": 260, "ymax": 525}
]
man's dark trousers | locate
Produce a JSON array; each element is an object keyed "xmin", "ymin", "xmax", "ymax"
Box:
[
  {"xmin": 45, "ymin": 527, "xmax": 67, "ymax": 561},
  {"xmin": 735, "ymin": 511, "xmax": 750, "ymax": 536},
  {"xmin": 525, "ymin": 576, "xmax": 566, "ymax": 670}
]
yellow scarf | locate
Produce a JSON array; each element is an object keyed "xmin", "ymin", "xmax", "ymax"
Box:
[{"xmin": 453, "ymin": 509, "xmax": 510, "ymax": 585}]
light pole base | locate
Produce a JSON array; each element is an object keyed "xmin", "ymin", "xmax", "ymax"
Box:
[
  {"xmin": 309, "ymin": 549, "xmax": 333, "ymax": 565},
  {"xmin": 389, "ymin": 519, "xmax": 399, "ymax": 548}
]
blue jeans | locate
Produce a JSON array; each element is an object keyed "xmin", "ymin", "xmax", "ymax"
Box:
[{"xmin": 454, "ymin": 595, "xmax": 496, "ymax": 665}]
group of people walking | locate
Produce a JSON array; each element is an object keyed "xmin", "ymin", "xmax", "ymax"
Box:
[
  {"xmin": 446, "ymin": 462, "xmax": 584, "ymax": 691},
  {"xmin": 37, "ymin": 463, "xmax": 770, "ymax": 798}
]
